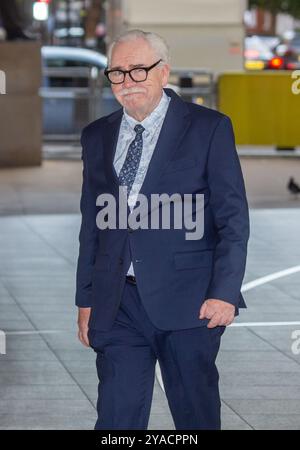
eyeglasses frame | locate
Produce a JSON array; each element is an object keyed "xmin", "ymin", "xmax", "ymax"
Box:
[{"xmin": 104, "ymin": 59, "xmax": 163, "ymax": 84}]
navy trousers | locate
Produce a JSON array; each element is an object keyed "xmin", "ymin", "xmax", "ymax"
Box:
[{"xmin": 88, "ymin": 279, "xmax": 226, "ymax": 430}]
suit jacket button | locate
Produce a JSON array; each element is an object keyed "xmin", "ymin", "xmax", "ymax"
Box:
[{"xmin": 119, "ymin": 258, "xmax": 123, "ymax": 265}]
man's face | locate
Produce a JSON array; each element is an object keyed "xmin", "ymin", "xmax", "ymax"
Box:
[{"xmin": 109, "ymin": 38, "xmax": 170, "ymax": 118}]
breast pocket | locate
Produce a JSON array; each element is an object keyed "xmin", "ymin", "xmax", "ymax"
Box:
[{"xmin": 163, "ymin": 157, "xmax": 198, "ymax": 174}]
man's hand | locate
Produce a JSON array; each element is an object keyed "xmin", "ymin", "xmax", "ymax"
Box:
[
  {"xmin": 199, "ymin": 299, "xmax": 235, "ymax": 328},
  {"xmin": 77, "ymin": 307, "xmax": 91, "ymax": 347}
]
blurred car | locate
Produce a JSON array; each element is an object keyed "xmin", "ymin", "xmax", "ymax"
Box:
[
  {"xmin": 256, "ymin": 35, "xmax": 280, "ymax": 53},
  {"xmin": 275, "ymin": 33, "xmax": 300, "ymax": 70},
  {"xmin": 41, "ymin": 46, "xmax": 120, "ymax": 137},
  {"xmin": 42, "ymin": 45, "xmax": 107, "ymax": 74},
  {"xmin": 244, "ymin": 35, "xmax": 282, "ymax": 70}
]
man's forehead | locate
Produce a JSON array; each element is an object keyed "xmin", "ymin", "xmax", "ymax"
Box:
[{"xmin": 111, "ymin": 40, "xmax": 154, "ymax": 66}]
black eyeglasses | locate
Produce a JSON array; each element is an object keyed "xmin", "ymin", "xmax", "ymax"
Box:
[{"xmin": 104, "ymin": 59, "xmax": 162, "ymax": 84}]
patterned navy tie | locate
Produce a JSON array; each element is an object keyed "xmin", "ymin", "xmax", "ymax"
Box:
[{"xmin": 118, "ymin": 124, "xmax": 145, "ymax": 196}]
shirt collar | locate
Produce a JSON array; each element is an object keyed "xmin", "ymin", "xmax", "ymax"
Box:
[{"xmin": 123, "ymin": 90, "xmax": 170, "ymax": 134}]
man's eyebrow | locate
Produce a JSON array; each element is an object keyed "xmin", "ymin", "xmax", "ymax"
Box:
[{"xmin": 109, "ymin": 63, "xmax": 147, "ymax": 71}]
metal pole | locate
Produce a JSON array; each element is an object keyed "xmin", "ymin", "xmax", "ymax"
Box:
[{"xmin": 65, "ymin": 0, "xmax": 71, "ymax": 45}]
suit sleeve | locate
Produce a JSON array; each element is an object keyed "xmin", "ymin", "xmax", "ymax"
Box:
[
  {"xmin": 75, "ymin": 129, "xmax": 99, "ymax": 308},
  {"xmin": 205, "ymin": 115, "xmax": 250, "ymax": 307}
]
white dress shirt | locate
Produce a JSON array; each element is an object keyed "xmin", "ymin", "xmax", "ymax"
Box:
[{"xmin": 113, "ymin": 90, "xmax": 171, "ymax": 275}]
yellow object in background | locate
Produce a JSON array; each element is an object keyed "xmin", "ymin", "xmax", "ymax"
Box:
[
  {"xmin": 218, "ymin": 71, "xmax": 300, "ymax": 147},
  {"xmin": 244, "ymin": 61, "xmax": 265, "ymax": 70}
]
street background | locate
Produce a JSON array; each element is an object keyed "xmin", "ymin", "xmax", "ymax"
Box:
[{"xmin": 1, "ymin": 0, "xmax": 300, "ymax": 430}]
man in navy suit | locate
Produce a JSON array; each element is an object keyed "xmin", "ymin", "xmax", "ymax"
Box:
[{"xmin": 75, "ymin": 29, "xmax": 249, "ymax": 430}]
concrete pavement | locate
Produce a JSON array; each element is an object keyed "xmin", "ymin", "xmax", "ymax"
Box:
[{"xmin": 1, "ymin": 150, "xmax": 300, "ymax": 216}]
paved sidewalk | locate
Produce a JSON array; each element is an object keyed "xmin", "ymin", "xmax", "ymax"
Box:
[
  {"xmin": 0, "ymin": 210, "xmax": 300, "ymax": 429},
  {"xmin": 1, "ymin": 156, "xmax": 300, "ymax": 216}
]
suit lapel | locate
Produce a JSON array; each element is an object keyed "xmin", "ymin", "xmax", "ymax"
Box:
[
  {"xmin": 102, "ymin": 108, "xmax": 123, "ymax": 197},
  {"xmin": 138, "ymin": 88, "xmax": 191, "ymax": 198},
  {"xmin": 102, "ymin": 88, "xmax": 191, "ymax": 202}
]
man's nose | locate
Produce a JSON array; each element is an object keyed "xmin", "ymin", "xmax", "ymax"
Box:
[{"xmin": 123, "ymin": 72, "xmax": 136, "ymax": 88}]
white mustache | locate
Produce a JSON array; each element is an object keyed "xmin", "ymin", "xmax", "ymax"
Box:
[{"xmin": 119, "ymin": 87, "xmax": 147, "ymax": 96}]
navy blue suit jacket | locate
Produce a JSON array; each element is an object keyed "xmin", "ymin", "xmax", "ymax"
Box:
[{"xmin": 75, "ymin": 88, "xmax": 250, "ymax": 331}]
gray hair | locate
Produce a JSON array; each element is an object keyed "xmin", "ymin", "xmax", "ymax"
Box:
[{"xmin": 107, "ymin": 29, "xmax": 170, "ymax": 67}]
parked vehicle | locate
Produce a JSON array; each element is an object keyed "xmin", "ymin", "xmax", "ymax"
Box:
[
  {"xmin": 275, "ymin": 33, "xmax": 300, "ymax": 70},
  {"xmin": 41, "ymin": 46, "xmax": 119, "ymax": 138},
  {"xmin": 244, "ymin": 35, "xmax": 280, "ymax": 70}
]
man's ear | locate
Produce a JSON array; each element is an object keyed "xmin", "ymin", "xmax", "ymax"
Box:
[{"xmin": 161, "ymin": 64, "xmax": 171, "ymax": 87}]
